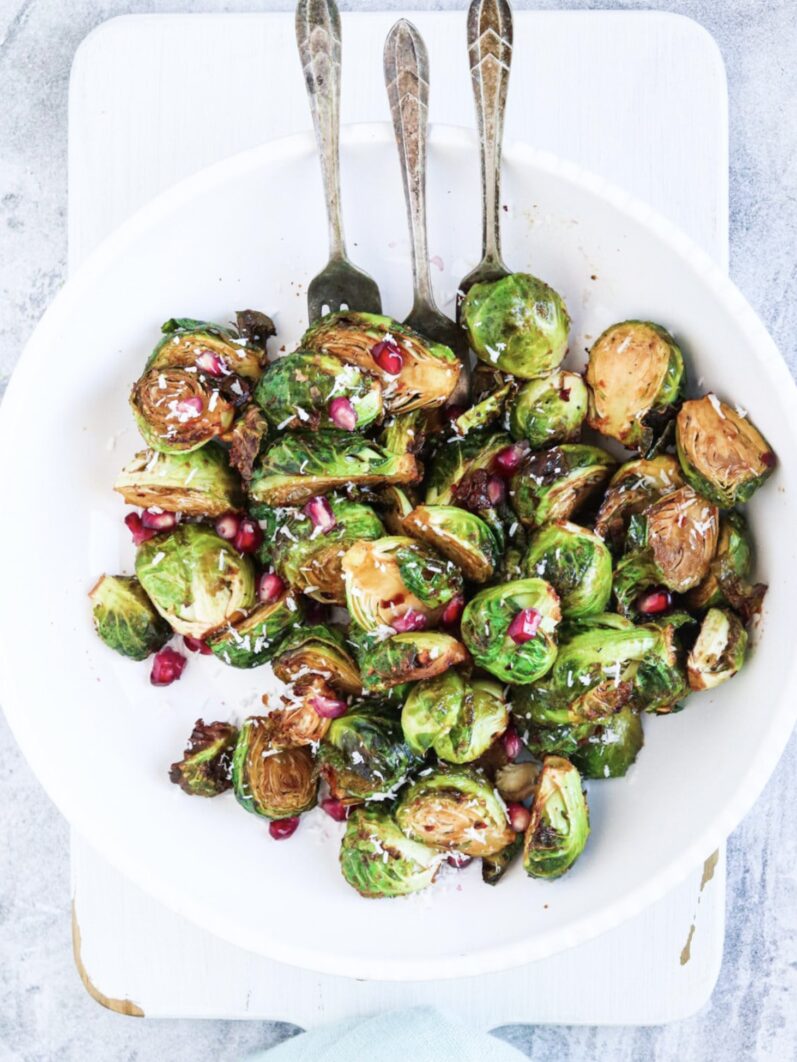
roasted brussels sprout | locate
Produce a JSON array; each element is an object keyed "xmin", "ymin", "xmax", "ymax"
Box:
[
  {"xmin": 461, "ymin": 273, "xmax": 571, "ymax": 379},
  {"xmin": 130, "ymin": 366, "xmax": 236, "ymax": 454},
  {"xmin": 510, "ymin": 444, "xmax": 616, "ymax": 529},
  {"xmin": 254, "ymin": 352, "xmax": 383, "ymax": 432},
  {"xmin": 135, "ymin": 524, "xmax": 256, "ymax": 638},
  {"xmin": 676, "ymin": 394, "xmax": 776, "ymax": 506},
  {"xmin": 585, "ymin": 321, "xmax": 684, "ymax": 451},
  {"xmin": 525, "ymin": 708, "xmax": 643, "ymax": 780},
  {"xmin": 114, "ymin": 446, "xmax": 241, "ymax": 517},
  {"xmin": 400, "ymin": 671, "xmax": 465, "ymax": 756},
  {"xmin": 228, "ymin": 404, "xmax": 269, "ymax": 483},
  {"xmin": 232, "ymin": 719, "xmax": 317, "ymax": 819},
  {"xmin": 340, "ymin": 807, "xmax": 442, "ymax": 898},
  {"xmin": 148, "ymin": 316, "xmax": 265, "ymax": 381},
  {"xmin": 425, "ymin": 429, "xmax": 512, "ymax": 506},
  {"xmin": 377, "ymin": 485, "xmax": 417, "ymax": 535},
  {"xmin": 249, "ymin": 431, "xmax": 419, "ymax": 506},
  {"xmin": 302, "ymin": 311, "xmax": 461, "ymax": 411},
  {"xmin": 207, "ymin": 590, "xmax": 301, "ymax": 668},
  {"xmin": 523, "ymin": 756, "xmax": 590, "ymax": 879},
  {"xmin": 169, "ymin": 719, "xmax": 237, "ymax": 796},
  {"xmin": 272, "ymin": 497, "xmax": 383, "ymax": 604},
  {"xmin": 401, "ymin": 673, "xmax": 509, "ymax": 764},
  {"xmin": 461, "ymin": 578, "xmax": 561, "ymax": 684},
  {"xmin": 402, "ymin": 504, "xmax": 502, "ymax": 582},
  {"xmin": 449, "ymin": 381, "xmax": 513, "ymax": 437},
  {"xmin": 358, "ymin": 632, "xmax": 469, "ymax": 693},
  {"xmin": 594, "ymin": 456, "xmax": 683, "ymax": 549},
  {"xmin": 259, "ymin": 675, "xmax": 336, "ymax": 747},
  {"xmin": 396, "ymin": 767, "xmax": 515, "ymax": 857},
  {"xmin": 522, "ymin": 521, "xmax": 613, "ymax": 617},
  {"xmin": 318, "ymin": 703, "xmax": 414, "ymax": 801},
  {"xmin": 509, "ymin": 370, "xmax": 589, "ymax": 448},
  {"xmin": 380, "ymin": 409, "xmax": 429, "ymax": 455},
  {"xmin": 686, "ymin": 511, "xmax": 766, "ymax": 618},
  {"xmin": 687, "ymin": 607, "xmax": 748, "ymax": 691},
  {"xmin": 89, "ymin": 574, "xmax": 171, "ymax": 660},
  {"xmin": 481, "ymin": 834, "xmax": 523, "ymax": 885},
  {"xmin": 272, "ymin": 624, "xmax": 362, "ymax": 695}
]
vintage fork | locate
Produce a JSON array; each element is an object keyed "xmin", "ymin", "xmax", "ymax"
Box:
[
  {"xmin": 457, "ymin": 0, "xmax": 514, "ymax": 314},
  {"xmin": 296, "ymin": 0, "xmax": 382, "ymax": 323},
  {"xmin": 384, "ymin": 18, "xmax": 471, "ymax": 405}
]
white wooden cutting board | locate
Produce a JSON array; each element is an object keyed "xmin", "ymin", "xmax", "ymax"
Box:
[{"xmin": 68, "ymin": 10, "xmax": 728, "ymax": 1025}]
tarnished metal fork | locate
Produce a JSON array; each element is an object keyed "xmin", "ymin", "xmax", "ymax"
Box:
[{"xmin": 296, "ymin": 0, "xmax": 382, "ymax": 323}]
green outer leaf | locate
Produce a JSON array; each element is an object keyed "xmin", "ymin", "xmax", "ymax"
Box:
[
  {"xmin": 207, "ymin": 592, "xmax": 303, "ymax": 668},
  {"xmin": 394, "ymin": 542, "xmax": 463, "ymax": 609},
  {"xmin": 339, "ymin": 807, "xmax": 441, "ymax": 899},
  {"xmin": 89, "ymin": 574, "xmax": 171, "ymax": 660},
  {"xmin": 523, "ymin": 521, "xmax": 613, "ymax": 617}
]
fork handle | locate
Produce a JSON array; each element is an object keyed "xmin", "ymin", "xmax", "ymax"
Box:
[
  {"xmin": 467, "ymin": 0, "xmax": 513, "ymax": 270},
  {"xmin": 296, "ymin": 0, "xmax": 346, "ymax": 260},
  {"xmin": 384, "ymin": 20, "xmax": 436, "ymax": 314}
]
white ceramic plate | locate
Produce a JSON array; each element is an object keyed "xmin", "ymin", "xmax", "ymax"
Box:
[{"xmin": 2, "ymin": 125, "xmax": 796, "ymax": 981}]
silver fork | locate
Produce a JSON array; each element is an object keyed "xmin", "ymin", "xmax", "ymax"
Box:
[
  {"xmin": 384, "ymin": 19, "xmax": 471, "ymax": 405},
  {"xmin": 457, "ymin": 0, "xmax": 514, "ymax": 314},
  {"xmin": 296, "ymin": 0, "xmax": 382, "ymax": 323}
]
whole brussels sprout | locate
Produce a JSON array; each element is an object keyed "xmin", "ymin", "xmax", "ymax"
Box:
[
  {"xmin": 523, "ymin": 756, "xmax": 590, "ymax": 879},
  {"xmin": 461, "ymin": 578, "xmax": 561, "ymax": 684},
  {"xmin": 425, "ymin": 429, "xmax": 512, "ymax": 506},
  {"xmin": 395, "ymin": 767, "xmax": 515, "ymax": 857},
  {"xmin": 509, "ymin": 444, "xmax": 616, "ymax": 529},
  {"xmin": 358, "ymin": 632, "xmax": 469, "ymax": 693},
  {"xmin": 169, "ymin": 719, "xmax": 238, "ymax": 796},
  {"xmin": 207, "ymin": 590, "xmax": 302, "ymax": 668},
  {"xmin": 318, "ymin": 703, "xmax": 414, "ymax": 802},
  {"xmin": 339, "ymin": 807, "xmax": 442, "ymax": 899},
  {"xmin": 249, "ymin": 430, "xmax": 419, "ymax": 507},
  {"xmin": 461, "ymin": 273, "xmax": 571, "ymax": 379},
  {"xmin": 585, "ymin": 321, "xmax": 684, "ymax": 451},
  {"xmin": 509, "ymin": 370, "xmax": 588, "ymax": 448},
  {"xmin": 302, "ymin": 311, "xmax": 461, "ymax": 411},
  {"xmin": 676, "ymin": 394, "xmax": 776, "ymax": 506},
  {"xmin": 130, "ymin": 366, "xmax": 236, "ymax": 454},
  {"xmin": 114, "ymin": 446, "xmax": 242, "ymax": 517},
  {"xmin": 135, "ymin": 524, "xmax": 255, "ymax": 638},
  {"xmin": 272, "ymin": 624, "xmax": 362, "ymax": 695},
  {"xmin": 401, "ymin": 673, "xmax": 509, "ymax": 764},
  {"xmin": 403, "ymin": 504, "xmax": 502, "ymax": 582},
  {"xmin": 89, "ymin": 574, "xmax": 171, "ymax": 660},
  {"xmin": 254, "ymin": 351, "xmax": 383, "ymax": 432},
  {"xmin": 687, "ymin": 608, "xmax": 748, "ymax": 691},
  {"xmin": 525, "ymin": 708, "xmax": 643, "ymax": 780},
  {"xmin": 594, "ymin": 456, "xmax": 683, "ymax": 550},
  {"xmin": 522, "ymin": 521, "xmax": 613, "ymax": 617},
  {"xmin": 232, "ymin": 718, "xmax": 317, "ymax": 819},
  {"xmin": 686, "ymin": 511, "xmax": 766, "ymax": 619},
  {"xmin": 272, "ymin": 497, "xmax": 384, "ymax": 604},
  {"xmin": 148, "ymin": 316, "xmax": 266, "ymax": 381}
]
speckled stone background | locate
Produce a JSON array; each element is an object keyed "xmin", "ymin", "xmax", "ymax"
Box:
[{"xmin": 1, "ymin": 0, "xmax": 796, "ymax": 1059}]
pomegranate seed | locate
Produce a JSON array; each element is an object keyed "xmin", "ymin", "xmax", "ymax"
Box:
[
  {"xmin": 328, "ymin": 396, "xmax": 358, "ymax": 431},
  {"xmin": 487, "ymin": 475, "xmax": 506, "ymax": 506},
  {"xmin": 391, "ymin": 609, "xmax": 428, "ymax": 633},
  {"xmin": 502, "ymin": 726, "xmax": 522, "ymax": 761},
  {"xmin": 141, "ymin": 508, "xmax": 178, "ymax": 531},
  {"xmin": 269, "ymin": 817, "xmax": 300, "ymax": 840},
  {"xmin": 175, "ymin": 396, "xmax": 204, "ymax": 417},
  {"xmin": 492, "ymin": 444, "xmax": 525, "ymax": 478},
  {"xmin": 214, "ymin": 512, "xmax": 241, "ymax": 541},
  {"xmin": 183, "ymin": 635, "xmax": 212, "ymax": 655},
  {"xmin": 195, "ymin": 349, "xmax": 227, "ymax": 376},
  {"xmin": 446, "ymin": 852, "xmax": 473, "ymax": 869},
  {"xmin": 507, "ymin": 802, "xmax": 531, "ymax": 833},
  {"xmin": 150, "ymin": 647, "xmax": 187, "ymax": 686},
  {"xmin": 303, "ymin": 496, "xmax": 337, "ymax": 532},
  {"xmin": 258, "ymin": 571, "xmax": 285, "ymax": 603},
  {"xmin": 636, "ymin": 588, "xmax": 672, "ymax": 615},
  {"xmin": 125, "ymin": 512, "xmax": 157, "ymax": 546},
  {"xmin": 441, "ymin": 594, "xmax": 465, "ymax": 626},
  {"xmin": 371, "ymin": 338, "xmax": 404, "ymax": 375},
  {"xmin": 761, "ymin": 451, "xmax": 776, "ymax": 469},
  {"xmin": 559, "ymin": 387, "xmax": 571, "ymax": 402},
  {"xmin": 445, "ymin": 405, "xmax": 466, "ymax": 422},
  {"xmin": 233, "ymin": 517, "xmax": 263, "ymax": 554},
  {"xmin": 508, "ymin": 608, "xmax": 542, "ymax": 644},
  {"xmin": 320, "ymin": 798, "xmax": 349, "ymax": 822},
  {"xmin": 310, "ymin": 694, "xmax": 349, "ymax": 719}
]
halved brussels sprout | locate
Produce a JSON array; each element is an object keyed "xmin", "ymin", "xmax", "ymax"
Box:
[
  {"xmin": 89, "ymin": 574, "xmax": 171, "ymax": 660},
  {"xmin": 254, "ymin": 351, "xmax": 383, "ymax": 432},
  {"xmin": 135, "ymin": 524, "xmax": 256, "ymax": 638},
  {"xmin": 450, "ymin": 381, "xmax": 513, "ymax": 437},
  {"xmin": 340, "ymin": 807, "xmax": 442, "ymax": 899},
  {"xmin": 686, "ymin": 511, "xmax": 766, "ymax": 619},
  {"xmin": 523, "ymin": 756, "xmax": 589, "ymax": 879},
  {"xmin": 509, "ymin": 370, "xmax": 588, "ymax": 448},
  {"xmin": 461, "ymin": 273, "xmax": 571, "ymax": 379},
  {"xmin": 481, "ymin": 834, "xmax": 523, "ymax": 885},
  {"xmin": 272, "ymin": 624, "xmax": 362, "ymax": 695},
  {"xmin": 425, "ymin": 429, "xmax": 512, "ymax": 506},
  {"xmin": 228, "ymin": 404, "xmax": 269, "ymax": 483},
  {"xmin": 114, "ymin": 446, "xmax": 241, "ymax": 517},
  {"xmin": 259, "ymin": 675, "xmax": 336, "ymax": 747},
  {"xmin": 585, "ymin": 321, "xmax": 684, "ymax": 450},
  {"xmin": 169, "ymin": 719, "xmax": 238, "ymax": 796},
  {"xmin": 249, "ymin": 431, "xmax": 419, "ymax": 506},
  {"xmin": 510, "ymin": 444, "xmax": 616, "ymax": 529},
  {"xmin": 594, "ymin": 456, "xmax": 683, "ymax": 549},
  {"xmin": 402, "ymin": 504, "xmax": 502, "ymax": 582},
  {"xmin": 272, "ymin": 497, "xmax": 384, "ymax": 604},
  {"xmin": 342, "ymin": 536, "xmax": 462, "ymax": 632},
  {"xmin": 358, "ymin": 632, "xmax": 469, "ymax": 693},
  {"xmin": 522, "ymin": 521, "xmax": 612, "ymax": 617},
  {"xmin": 302, "ymin": 311, "xmax": 461, "ymax": 411},
  {"xmin": 460, "ymin": 578, "xmax": 561, "ymax": 684},
  {"xmin": 687, "ymin": 608, "xmax": 748, "ymax": 691},
  {"xmin": 525, "ymin": 708, "xmax": 643, "ymax": 780},
  {"xmin": 130, "ymin": 366, "xmax": 236, "ymax": 453},
  {"xmin": 401, "ymin": 673, "xmax": 509, "ymax": 764},
  {"xmin": 400, "ymin": 671, "xmax": 465, "ymax": 756},
  {"xmin": 207, "ymin": 590, "xmax": 302, "ymax": 668},
  {"xmin": 396, "ymin": 767, "xmax": 515, "ymax": 857},
  {"xmin": 676, "ymin": 394, "xmax": 776, "ymax": 506},
  {"xmin": 318, "ymin": 703, "xmax": 414, "ymax": 802},
  {"xmin": 148, "ymin": 317, "xmax": 265, "ymax": 381},
  {"xmin": 232, "ymin": 718, "xmax": 317, "ymax": 819}
]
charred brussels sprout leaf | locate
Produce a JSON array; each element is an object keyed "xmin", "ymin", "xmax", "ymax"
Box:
[
  {"xmin": 482, "ymin": 834, "xmax": 524, "ymax": 885},
  {"xmin": 169, "ymin": 719, "xmax": 238, "ymax": 796},
  {"xmin": 686, "ymin": 511, "xmax": 766, "ymax": 619},
  {"xmin": 380, "ymin": 410, "xmax": 429, "ymax": 456},
  {"xmin": 272, "ymin": 624, "xmax": 362, "ymax": 695},
  {"xmin": 687, "ymin": 608, "xmax": 748, "ymax": 691},
  {"xmin": 114, "ymin": 446, "xmax": 241, "ymax": 517},
  {"xmin": 509, "ymin": 370, "xmax": 589, "ymax": 448},
  {"xmin": 260, "ymin": 676, "xmax": 338, "ymax": 748},
  {"xmin": 594, "ymin": 456, "xmax": 683, "ymax": 550},
  {"xmin": 425, "ymin": 429, "xmax": 512, "ymax": 506},
  {"xmin": 207, "ymin": 591, "xmax": 302, "ymax": 668},
  {"xmin": 586, "ymin": 321, "xmax": 684, "ymax": 451},
  {"xmin": 135, "ymin": 524, "xmax": 255, "ymax": 638},
  {"xmin": 89, "ymin": 574, "xmax": 171, "ymax": 660},
  {"xmin": 523, "ymin": 521, "xmax": 612, "ymax": 617},
  {"xmin": 228, "ymin": 405, "xmax": 270, "ymax": 483},
  {"xmin": 676, "ymin": 395, "xmax": 776, "ymax": 506},
  {"xmin": 461, "ymin": 273, "xmax": 571, "ymax": 379},
  {"xmin": 340, "ymin": 807, "xmax": 442, "ymax": 898},
  {"xmin": 130, "ymin": 367, "xmax": 236, "ymax": 453},
  {"xmin": 232, "ymin": 719, "xmax": 317, "ymax": 819},
  {"xmin": 149, "ymin": 317, "xmax": 265, "ymax": 381},
  {"xmin": 403, "ymin": 504, "xmax": 502, "ymax": 582},
  {"xmin": 358, "ymin": 632, "xmax": 469, "ymax": 693},
  {"xmin": 318, "ymin": 703, "xmax": 414, "ymax": 801},
  {"xmin": 510, "ymin": 444, "xmax": 616, "ymax": 530},
  {"xmin": 450, "ymin": 381, "xmax": 513, "ymax": 437},
  {"xmin": 523, "ymin": 756, "xmax": 590, "ymax": 879}
]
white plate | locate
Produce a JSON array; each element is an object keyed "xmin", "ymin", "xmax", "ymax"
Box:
[{"xmin": 1, "ymin": 125, "xmax": 795, "ymax": 981}]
